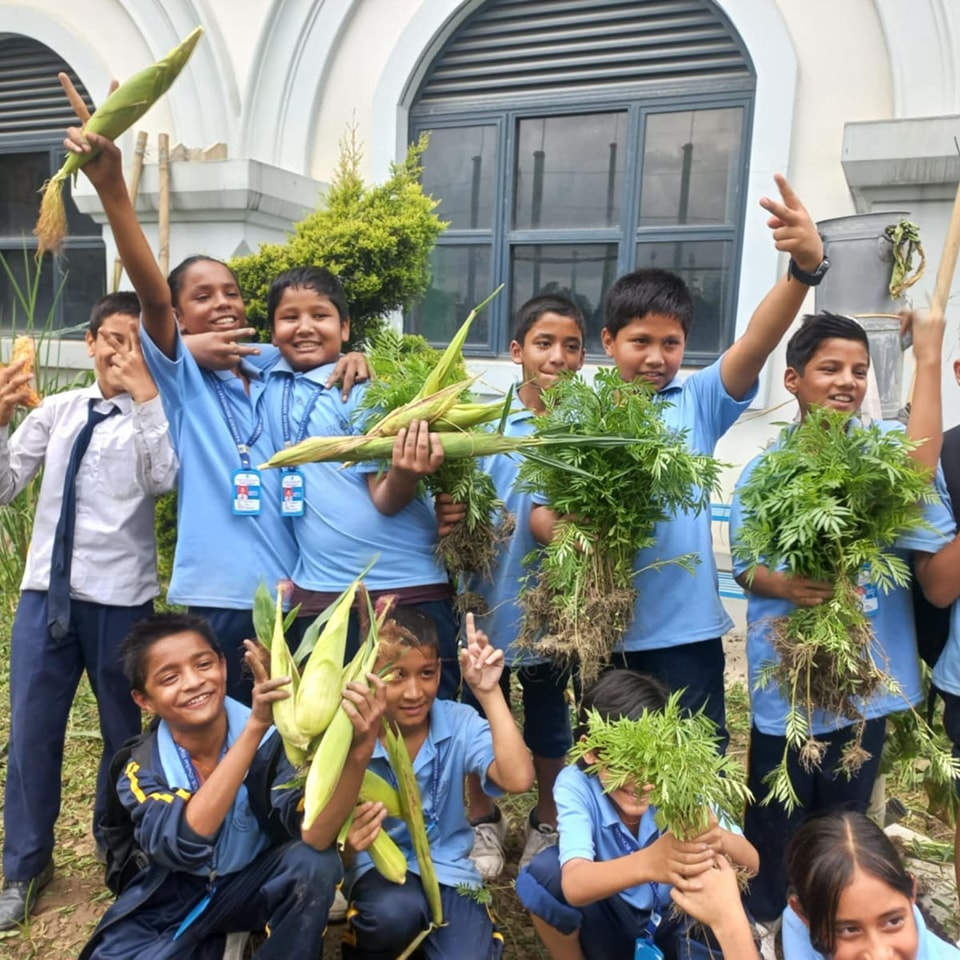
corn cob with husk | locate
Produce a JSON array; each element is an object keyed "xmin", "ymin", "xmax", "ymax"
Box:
[
  {"xmin": 268, "ymin": 588, "xmax": 309, "ymax": 767},
  {"xmin": 7, "ymin": 337, "xmax": 41, "ymax": 408},
  {"xmin": 336, "ymin": 799, "xmax": 409, "ymax": 885},
  {"xmin": 381, "ymin": 720, "xmax": 444, "ymax": 955},
  {"xmin": 35, "ymin": 27, "xmax": 203, "ymax": 256}
]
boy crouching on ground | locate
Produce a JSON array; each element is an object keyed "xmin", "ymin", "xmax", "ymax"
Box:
[
  {"xmin": 341, "ymin": 609, "xmax": 535, "ymax": 959},
  {"xmin": 80, "ymin": 612, "xmax": 385, "ymax": 959}
]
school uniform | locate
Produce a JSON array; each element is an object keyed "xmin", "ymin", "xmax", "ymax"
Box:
[
  {"xmin": 533, "ymin": 358, "xmax": 755, "ymax": 745},
  {"xmin": 342, "ymin": 699, "xmax": 504, "ymax": 959},
  {"xmin": 461, "ymin": 392, "xmax": 571, "ymax": 759},
  {"xmin": 79, "ymin": 698, "xmax": 340, "ymax": 960},
  {"xmin": 0, "ymin": 385, "xmax": 177, "ymax": 883},
  {"xmin": 781, "ymin": 903, "xmax": 960, "ymax": 959},
  {"xmin": 730, "ymin": 421, "xmax": 954, "ymax": 921},
  {"xmin": 266, "ymin": 360, "xmax": 460, "ymax": 698},
  {"xmin": 516, "ymin": 764, "xmax": 724, "ymax": 960},
  {"xmin": 140, "ymin": 331, "xmax": 295, "ymax": 703}
]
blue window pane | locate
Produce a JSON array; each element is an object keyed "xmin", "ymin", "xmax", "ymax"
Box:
[
  {"xmin": 510, "ymin": 243, "xmax": 618, "ymax": 354},
  {"xmin": 420, "ymin": 126, "xmax": 498, "ymax": 230},
  {"xmin": 635, "ymin": 240, "xmax": 733, "ymax": 355},
  {"xmin": 410, "ymin": 245, "xmax": 493, "ymax": 346}
]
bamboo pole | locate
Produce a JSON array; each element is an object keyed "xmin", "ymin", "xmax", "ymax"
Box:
[
  {"xmin": 158, "ymin": 132, "xmax": 170, "ymax": 278},
  {"xmin": 112, "ymin": 131, "xmax": 148, "ymax": 291}
]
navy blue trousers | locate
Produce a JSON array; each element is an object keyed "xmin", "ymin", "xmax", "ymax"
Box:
[
  {"xmin": 3, "ymin": 591, "xmax": 150, "ymax": 880},
  {"xmin": 188, "ymin": 606, "xmax": 256, "ymax": 706},
  {"xmin": 84, "ymin": 841, "xmax": 339, "ymax": 959},
  {"xmin": 516, "ymin": 846, "xmax": 721, "ymax": 960},
  {"xmin": 342, "ymin": 869, "xmax": 502, "ymax": 960},
  {"xmin": 743, "ymin": 718, "xmax": 886, "ymax": 922},
  {"xmin": 605, "ymin": 637, "xmax": 729, "ymax": 753}
]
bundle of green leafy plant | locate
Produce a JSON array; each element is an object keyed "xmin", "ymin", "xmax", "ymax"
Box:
[
  {"xmin": 357, "ymin": 294, "xmax": 514, "ymax": 585},
  {"xmin": 734, "ymin": 406, "xmax": 959, "ymax": 810},
  {"xmin": 569, "ymin": 693, "xmax": 752, "ymax": 840},
  {"xmin": 516, "ymin": 369, "xmax": 722, "ymax": 679}
]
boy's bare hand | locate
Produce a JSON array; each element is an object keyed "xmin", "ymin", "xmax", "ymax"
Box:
[
  {"xmin": 342, "ymin": 673, "xmax": 387, "ymax": 758},
  {"xmin": 110, "ymin": 320, "xmax": 159, "ymax": 402},
  {"xmin": 643, "ymin": 830, "xmax": 716, "ymax": 887},
  {"xmin": 345, "ymin": 800, "xmax": 388, "ymax": 854},
  {"xmin": 391, "ymin": 420, "xmax": 444, "ymax": 479},
  {"xmin": 459, "ymin": 612, "xmax": 504, "ymax": 695},
  {"xmin": 244, "ymin": 638, "xmax": 291, "ymax": 728},
  {"xmin": 669, "ymin": 856, "xmax": 742, "ymax": 929},
  {"xmin": 183, "ymin": 328, "xmax": 262, "ymax": 370},
  {"xmin": 760, "ymin": 173, "xmax": 823, "ymax": 273},
  {"xmin": 901, "ymin": 308, "xmax": 945, "ymax": 366},
  {"xmin": 776, "ymin": 573, "xmax": 834, "ymax": 608},
  {"xmin": 0, "ymin": 359, "xmax": 34, "ymax": 428},
  {"xmin": 434, "ymin": 491, "xmax": 467, "ymax": 536},
  {"xmin": 327, "ymin": 351, "xmax": 371, "ymax": 401}
]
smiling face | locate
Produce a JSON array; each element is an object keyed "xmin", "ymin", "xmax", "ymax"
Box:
[
  {"xmin": 510, "ymin": 311, "xmax": 585, "ymax": 406},
  {"xmin": 601, "ymin": 313, "xmax": 686, "ymax": 389},
  {"xmin": 583, "ymin": 749, "xmax": 654, "ymax": 826},
  {"xmin": 379, "ymin": 644, "xmax": 440, "ymax": 739},
  {"xmin": 132, "ymin": 631, "xmax": 227, "ymax": 734},
  {"xmin": 172, "ymin": 259, "xmax": 247, "ymax": 336},
  {"xmin": 271, "ymin": 287, "xmax": 349, "ymax": 372},
  {"xmin": 784, "ymin": 337, "xmax": 869, "ymax": 419},
  {"xmin": 810, "ymin": 868, "xmax": 918, "ymax": 960}
]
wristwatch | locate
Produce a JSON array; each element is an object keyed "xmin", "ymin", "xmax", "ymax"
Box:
[{"xmin": 788, "ymin": 255, "xmax": 830, "ymax": 286}]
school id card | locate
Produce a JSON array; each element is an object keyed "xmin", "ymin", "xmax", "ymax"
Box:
[
  {"xmin": 281, "ymin": 470, "xmax": 305, "ymax": 517},
  {"xmin": 232, "ymin": 468, "xmax": 262, "ymax": 516},
  {"xmin": 634, "ymin": 939, "xmax": 664, "ymax": 960}
]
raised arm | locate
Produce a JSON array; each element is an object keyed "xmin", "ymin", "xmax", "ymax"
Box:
[
  {"xmin": 720, "ymin": 174, "xmax": 825, "ymax": 401},
  {"xmin": 902, "ymin": 308, "xmax": 945, "ymax": 472}
]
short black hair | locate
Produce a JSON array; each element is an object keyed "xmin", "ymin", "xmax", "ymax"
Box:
[
  {"xmin": 120, "ymin": 612, "xmax": 222, "ymax": 693},
  {"xmin": 512, "ymin": 294, "xmax": 587, "ymax": 346},
  {"xmin": 167, "ymin": 255, "xmax": 241, "ymax": 310},
  {"xmin": 575, "ymin": 670, "xmax": 669, "ymax": 739},
  {"xmin": 89, "ymin": 291, "xmax": 141, "ymax": 337},
  {"xmin": 786, "ymin": 810, "xmax": 913, "ymax": 954},
  {"xmin": 603, "ymin": 269, "xmax": 694, "ymax": 338},
  {"xmin": 266, "ymin": 266, "xmax": 348, "ymax": 330},
  {"xmin": 785, "ymin": 312, "xmax": 870, "ymax": 373},
  {"xmin": 377, "ymin": 604, "xmax": 440, "ymax": 661}
]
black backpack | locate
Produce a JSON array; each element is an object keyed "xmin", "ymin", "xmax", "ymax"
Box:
[
  {"xmin": 912, "ymin": 424, "xmax": 960, "ymax": 672},
  {"xmin": 100, "ymin": 723, "xmax": 159, "ymax": 896}
]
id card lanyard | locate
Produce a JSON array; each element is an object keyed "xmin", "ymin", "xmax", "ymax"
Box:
[
  {"xmin": 172, "ymin": 739, "xmax": 228, "ymax": 940},
  {"xmin": 208, "ymin": 373, "xmax": 264, "ymax": 516},
  {"xmin": 279, "ymin": 377, "xmax": 323, "ymax": 518},
  {"xmin": 613, "ymin": 824, "xmax": 663, "ymax": 960},
  {"xmin": 382, "ymin": 748, "xmax": 442, "ymax": 838}
]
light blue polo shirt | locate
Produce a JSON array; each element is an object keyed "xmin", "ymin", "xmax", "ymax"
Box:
[
  {"xmin": 467, "ymin": 394, "xmax": 539, "ymax": 664},
  {"xmin": 931, "ymin": 478, "xmax": 960, "ymax": 697},
  {"xmin": 263, "ymin": 360, "xmax": 449, "ymax": 592},
  {"xmin": 140, "ymin": 329, "xmax": 296, "ymax": 608},
  {"xmin": 781, "ymin": 902, "xmax": 960, "ymax": 959},
  {"xmin": 346, "ymin": 699, "xmax": 500, "ymax": 892},
  {"xmin": 534, "ymin": 359, "xmax": 755, "ymax": 652},
  {"xmin": 731, "ymin": 422, "xmax": 954, "ymax": 737}
]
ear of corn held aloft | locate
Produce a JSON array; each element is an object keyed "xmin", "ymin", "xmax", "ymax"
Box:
[{"xmin": 34, "ymin": 26, "xmax": 203, "ymax": 256}]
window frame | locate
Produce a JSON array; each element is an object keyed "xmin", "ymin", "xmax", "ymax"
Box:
[{"xmin": 410, "ymin": 87, "xmax": 754, "ymax": 364}]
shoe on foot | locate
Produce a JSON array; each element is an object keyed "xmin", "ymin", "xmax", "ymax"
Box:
[
  {"xmin": 0, "ymin": 861, "xmax": 54, "ymax": 931},
  {"xmin": 519, "ymin": 811, "xmax": 558, "ymax": 870},
  {"xmin": 328, "ymin": 888, "xmax": 349, "ymax": 924},
  {"xmin": 469, "ymin": 810, "xmax": 508, "ymax": 879}
]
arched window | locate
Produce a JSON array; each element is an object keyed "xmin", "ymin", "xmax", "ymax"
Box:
[
  {"xmin": 407, "ymin": 0, "xmax": 755, "ymax": 362},
  {"xmin": 0, "ymin": 35, "xmax": 105, "ymax": 331}
]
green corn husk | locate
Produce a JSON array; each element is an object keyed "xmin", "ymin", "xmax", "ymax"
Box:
[
  {"xmin": 434, "ymin": 401, "xmax": 514, "ymax": 432},
  {"xmin": 365, "ymin": 377, "xmax": 480, "ymax": 438},
  {"xmin": 296, "ymin": 579, "xmax": 358, "ymax": 738},
  {"xmin": 35, "ymin": 27, "xmax": 203, "ymax": 256},
  {"xmin": 359, "ymin": 769, "xmax": 402, "ymax": 818},
  {"xmin": 269, "ymin": 589, "xmax": 309, "ymax": 767}
]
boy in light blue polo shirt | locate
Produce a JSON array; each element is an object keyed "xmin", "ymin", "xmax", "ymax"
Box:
[
  {"xmin": 516, "ymin": 671, "xmax": 758, "ymax": 960},
  {"xmin": 531, "ymin": 174, "xmax": 826, "ymax": 748},
  {"xmin": 262, "ymin": 266, "xmax": 463, "ymax": 698},
  {"xmin": 729, "ymin": 312, "xmax": 955, "ymax": 924},
  {"xmin": 341, "ymin": 608, "xmax": 534, "ymax": 960}
]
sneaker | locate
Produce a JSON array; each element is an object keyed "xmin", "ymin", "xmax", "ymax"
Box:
[
  {"xmin": 469, "ymin": 811, "xmax": 508, "ymax": 879},
  {"xmin": 222, "ymin": 932, "xmax": 251, "ymax": 960},
  {"xmin": 519, "ymin": 812, "xmax": 558, "ymax": 871},
  {"xmin": 0, "ymin": 860, "xmax": 54, "ymax": 931},
  {"xmin": 328, "ymin": 888, "xmax": 349, "ymax": 924}
]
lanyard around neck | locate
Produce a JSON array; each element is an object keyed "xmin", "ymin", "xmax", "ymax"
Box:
[
  {"xmin": 281, "ymin": 376, "xmax": 323, "ymax": 449},
  {"xmin": 206, "ymin": 372, "xmax": 263, "ymax": 470}
]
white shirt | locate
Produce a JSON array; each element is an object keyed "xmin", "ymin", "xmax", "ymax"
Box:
[{"xmin": 0, "ymin": 384, "xmax": 179, "ymax": 606}]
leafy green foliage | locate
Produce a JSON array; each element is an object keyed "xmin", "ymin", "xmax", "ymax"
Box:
[
  {"xmin": 733, "ymin": 407, "xmax": 957, "ymax": 809},
  {"xmin": 230, "ymin": 128, "xmax": 446, "ymax": 350},
  {"xmin": 516, "ymin": 369, "xmax": 722, "ymax": 677},
  {"xmin": 569, "ymin": 694, "xmax": 752, "ymax": 839}
]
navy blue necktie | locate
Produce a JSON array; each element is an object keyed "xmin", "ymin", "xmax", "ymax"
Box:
[{"xmin": 48, "ymin": 400, "xmax": 119, "ymax": 640}]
